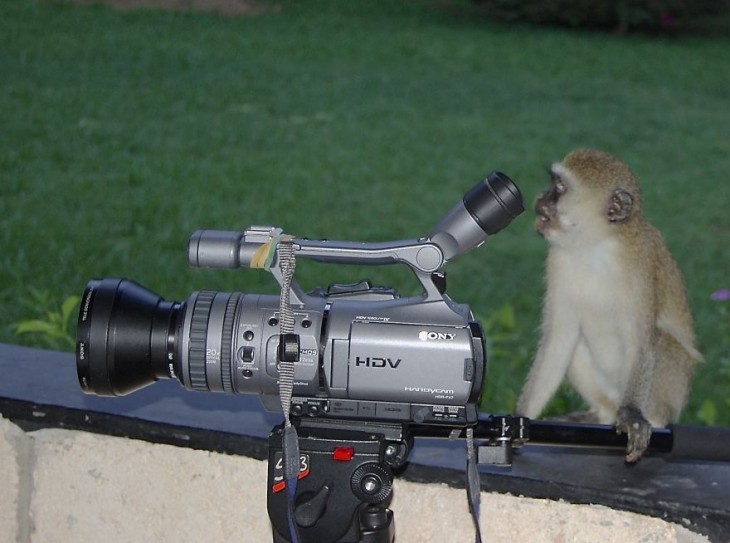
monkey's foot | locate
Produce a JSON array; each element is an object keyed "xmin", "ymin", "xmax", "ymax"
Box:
[{"xmin": 616, "ymin": 405, "xmax": 652, "ymax": 463}]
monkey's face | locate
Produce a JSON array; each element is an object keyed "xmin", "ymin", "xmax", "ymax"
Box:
[
  {"xmin": 534, "ymin": 167, "xmax": 565, "ymax": 240},
  {"xmin": 535, "ymin": 160, "xmax": 626, "ymax": 245},
  {"xmin": 534, "ymin": 163, "xmax": 591, "ymax": 243}
]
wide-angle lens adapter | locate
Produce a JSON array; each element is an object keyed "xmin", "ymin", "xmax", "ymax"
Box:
[{"xmin": 76, "ymin": 278, "xmax": 182, "ymax": 396}]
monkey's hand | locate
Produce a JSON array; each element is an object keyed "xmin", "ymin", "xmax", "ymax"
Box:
[{"xmin": 616, "ymin": 405, "xmax": 652, "ymax": 463}]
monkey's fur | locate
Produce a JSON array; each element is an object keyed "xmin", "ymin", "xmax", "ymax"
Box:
[{"xmin": 516, "ymin": 148, "xmax": 701, "ymax": 462}]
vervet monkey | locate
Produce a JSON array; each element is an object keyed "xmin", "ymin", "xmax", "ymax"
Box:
[{"xmin": 516, "ymin": 148, "xmax": 701, "ymax": 462}]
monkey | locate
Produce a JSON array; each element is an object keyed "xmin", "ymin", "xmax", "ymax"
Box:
[{"xmin": 516, "ymin": 148, "xmax": 701, "ymax": 463}]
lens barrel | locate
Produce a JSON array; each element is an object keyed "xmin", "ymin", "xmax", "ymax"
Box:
[
  {"xmin": 76, "ymin": 278, "xmax": 182, "ymax": 396},
  {"xmin": 179, "ymin": 290, "xmax": 243, "ymax": 394}
]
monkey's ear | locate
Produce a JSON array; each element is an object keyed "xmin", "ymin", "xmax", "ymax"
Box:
[{"xmin": 607, "ymin": 189, "xmax": 633, "ymax": 223}]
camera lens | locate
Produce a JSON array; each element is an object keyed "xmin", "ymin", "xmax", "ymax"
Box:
[{"xmin": 76, "ymin": 278, "xmax": 182, "ymax": 396}]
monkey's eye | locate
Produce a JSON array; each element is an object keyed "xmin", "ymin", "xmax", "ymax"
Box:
[{"xmin": 551, "ymin": 175, "xmax": 566, "ymax": 194}]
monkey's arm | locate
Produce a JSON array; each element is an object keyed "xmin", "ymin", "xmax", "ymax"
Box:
[
  {"xmin": 616, "ymin": 342, "xmax": 656, "ymax": 463},
  {"xmin": 516, "ymin": 305, "xmax": 580, "ymax": 419}
]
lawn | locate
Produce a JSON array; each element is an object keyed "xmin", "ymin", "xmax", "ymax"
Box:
[{"xmin": 1, "ymin": 0, "xmax": 728, "ymax": 424}]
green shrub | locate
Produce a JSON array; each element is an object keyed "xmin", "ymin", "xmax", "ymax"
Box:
[
  {"xmin": 12, "ymin": 290, "xmax": 79, "ymax": 352},
  {"xmin": 473, "ymin": 0, "xmax": 729, "ymax": 33}
]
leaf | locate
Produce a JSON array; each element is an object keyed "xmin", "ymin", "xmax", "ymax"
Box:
[
  {"xmin": 14, "ymin": 320, "xmax": 57, "ymax": 335},
  {"xmin": 11, "ymin": 292, "xmax": 79, "ymax": 351},
  {"xmin": 495, "ymin": 303, "xmax": 516, "ymax": 330},
  {"xmin": 61, "ymin": 295, "xmax": 81, "ymax": 326},
  {"xmin": 698, "ymin": 399, "xmax": 717, "ymax": 426}
]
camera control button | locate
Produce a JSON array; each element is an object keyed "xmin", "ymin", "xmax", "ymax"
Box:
[
  {"xmin": 238, "ymin": 346, "xmax": 255, "ymax": 363},
  {"xmin": 375, "ymin": 403, "xmax": 409, "ymax": 421},
  {"xmin": 357, "ymin": 402, "xmax": 377, "ymax": 417},
  {"xmin": 463, "ymin": 357, "xmax": 474, "ymax": 381},
  {"xmin": 330, "ymin": 400, "xmax": 357, "ymax": 417}
]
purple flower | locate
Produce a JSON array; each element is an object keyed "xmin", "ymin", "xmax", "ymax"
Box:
[{"xmin": 711, "ymin": 289, "xmax": 730, "ymax": 301}]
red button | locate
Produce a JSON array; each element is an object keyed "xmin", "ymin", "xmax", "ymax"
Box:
[{"xmin": 332, "ymin": 446, "xmax": 354, "ymax": 462}]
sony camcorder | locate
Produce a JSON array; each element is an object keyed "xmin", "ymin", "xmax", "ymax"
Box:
[{"xmin": 76, "ymin": 172, "xmax": 524, "ymax": 429}]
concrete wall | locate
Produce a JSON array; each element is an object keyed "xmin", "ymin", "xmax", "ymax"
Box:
[{"xmin": 0, "ymin": 416, "xmax": 707, "ymax": 543}]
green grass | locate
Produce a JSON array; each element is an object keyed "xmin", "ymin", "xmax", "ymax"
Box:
[{"xmin": 2, "ymin": 0, "xmax": 728, "ymax": 424}]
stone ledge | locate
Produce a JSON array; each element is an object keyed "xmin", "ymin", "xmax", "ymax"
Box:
[
  {"xmin": 0, "ymin": 343, "xmax": 728, "ymax": 542},
  {"xmin": 0, "ymin": 417, "xmax": 708, "ymax": 543}
]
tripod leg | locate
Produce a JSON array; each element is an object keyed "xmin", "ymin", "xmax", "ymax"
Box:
[
  {"xmin": 272, "ymin": 528, "xmax": 288, "ymax": 543},
  {"xmin": 359, "ymin": 505, "xmax": 395, "ymax": 543}
]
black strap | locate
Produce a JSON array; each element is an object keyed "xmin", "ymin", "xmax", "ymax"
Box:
[{"xmin": 466, "ymin": 427, "xmax": 483, "ymax": 543}]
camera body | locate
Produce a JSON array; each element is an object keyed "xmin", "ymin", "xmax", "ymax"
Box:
[
  {"xmin": 177, "ymin": 241, "xmax": 484, "ymax": 426},
  {"xmin": 77, "ymin": 172, "xmax": 524, "ymax": 430}
]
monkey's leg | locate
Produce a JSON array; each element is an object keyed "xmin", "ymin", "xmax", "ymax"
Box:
[
  {"xmin": 566, "ymin": 341, "xmax": 619, "ymax": 424},
  {"xmin": 617, "ymin": 329, "xmax": 696, "ymax": 463},
  {"xmin": 645, "ymin": 330, "xmax": 697, "ymax": 426},
  {"xmin": 572, "ymin": 321, "xmax": 653, "ymax": 462}
]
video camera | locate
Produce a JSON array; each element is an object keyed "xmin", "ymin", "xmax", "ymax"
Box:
[
  {"xmin": 76, "ymin": 172, "xmax": 524, "ymax": 427},
  {"xmin": 75, "ymin": 172, "xmax": 524, "ymax": 543}
]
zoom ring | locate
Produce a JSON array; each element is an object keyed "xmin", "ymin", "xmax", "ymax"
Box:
[
  {"xmin": 220, "ymin": 293, "xmax": 240, "ymax": 393},
  {"xmin": 188, "ymin": 291, "xmax": 215, "ymax": 391}
]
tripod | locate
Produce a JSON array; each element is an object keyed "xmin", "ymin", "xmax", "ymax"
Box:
[
  {"xmin": 265, "ymin": 415, "xmax": 531, "ymax": 543},
  {"xmin": 267, "ymin": 419, "xmax": 413, "ymax": 543}
]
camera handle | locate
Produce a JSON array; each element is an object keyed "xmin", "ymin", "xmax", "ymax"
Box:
[
  {"xmin": 287, "ymin": 237, "xmax": 447, "ymax": 302},
  {"xmin": 267, "ymin": 420, "xmax": 410, "ymax": 543},
  {"xmin": 188, "ymin": 226, "xmax": 450, "ymax": 304}
]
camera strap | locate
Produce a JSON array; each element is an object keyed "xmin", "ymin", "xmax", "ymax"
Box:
[
  {"xmin": 275, "ymin": 239, "xmax": 303, "ymax": 543},
  {"xmin": 466, "ymin": 427, "xmax": 483, "ymax": 543}
]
